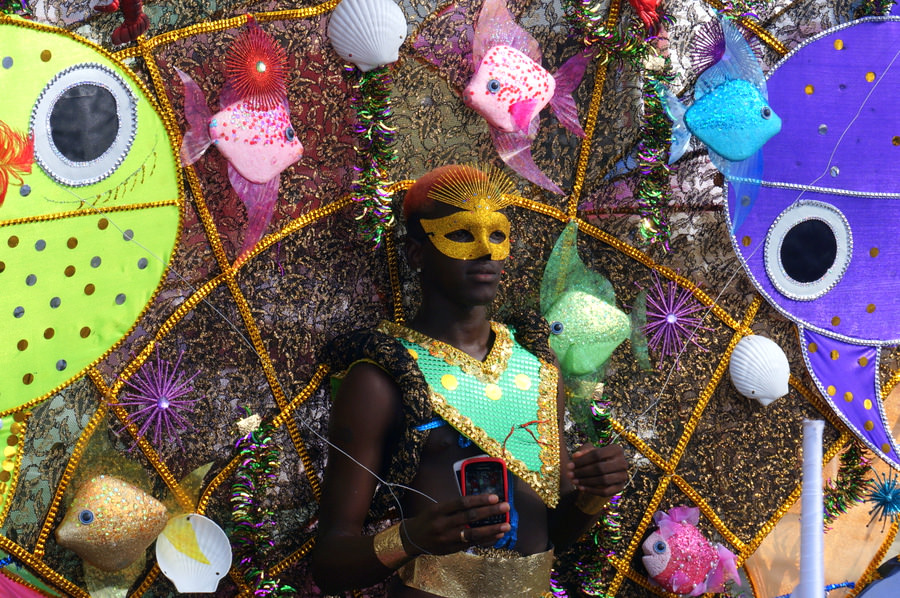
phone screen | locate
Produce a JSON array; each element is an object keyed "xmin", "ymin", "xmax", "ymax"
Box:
[{"xmin": 460, "ymin": 457, "xmax": 509, "ymax": 527}]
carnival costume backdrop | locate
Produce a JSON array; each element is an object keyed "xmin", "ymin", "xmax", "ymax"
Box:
[{"xmin": 1, "ymin": 0, "xmax": 899, "ymax": 596}]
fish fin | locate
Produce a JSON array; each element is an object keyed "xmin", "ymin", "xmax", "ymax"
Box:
[
  {"xmin": 801, "ymin": 328, "xmax": 900, "ymax": 467},
  {"xmin": 670, "ymin": 571, "xmax": 691, "ymax": 591},
  {"xmin": 657, "ymin": 518, "xmax": 681, "ymax": 538},
  {"xmin": 219, "ymin": 81, "xmax": 241, "ymax": 111},
  {"xmin": 412, "ymin": 2, "xmax": 475, "ymax": 90},
  {"xmin": 688, "ymin": 580, "xmax": 708, "ymax": 597},
  {"xmin": 176, "ymin": 69, "xmax": 213, "ymax": 166},
  {"xmin": 696, "ymin": 16, "xmax": 766, "ymax": 100},
  {"xmin": 491, "ymin": 124, "xmax": 564, "ymax": 194},
  {"xmin": 720, "ymin": 148, "xmax": 762, "ymax": 233},
  {"xmin": 509, "ymin": 98, "xmax": 538, "ymax": 132},
  {"xmin": 473, "ymin": 0, "xmax": 541, "ymax": 65},
  {"xmin": 229, "ymin": 164, "xmax": 280, "ymax": 256},
  {"xmin": 550, "ymin": 51, "xmax": 589, "ymax": 137},
  {"xmin": 668, "ymin": 505, "xmax": 699, "ymax": 526},
  {"xmin": 656, "ymin": 83, "xmax": 691, "ymax": 164},
  {"xmin": 93, "ymin": 0, "xmax": 119, "ymax": 13},
  {"xmin": 705, "ymin": 544, "xmax": 740, "ymax": 592}
]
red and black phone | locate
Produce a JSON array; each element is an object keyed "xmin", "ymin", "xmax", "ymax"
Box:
[{"xmin": 455, "ymin": 456, "xmax": 509, "ymax": 527}]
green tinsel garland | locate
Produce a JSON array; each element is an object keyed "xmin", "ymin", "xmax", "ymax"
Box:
[
  {"xmin": 0, "ymin": 0, "xmax": 32, "ymax": 16},
  {"xmin": 854, "ymin": 0, "xmax": 897, "ymax": 17},
  {"xmin": 564, "ymin": 0, "xmax": 675, "ymax": 249},
  {"xmin": 550, "ymin": 397, "xmax": 623, "ymax": 597},
  {"xmin": 346, "ymin": 65, "xmax": 397, "ymax": 248},
  {"xmin": 231, "ymin": 421, "xmax": 295, "ymax": 596},
  {"xmin": 824, "ymin": 442, "xmax": 873, "ymax": 528}
]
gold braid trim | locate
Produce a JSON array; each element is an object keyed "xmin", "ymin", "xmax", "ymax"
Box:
[
  {"xmin": 0, "ymin": 535, "xmax": 89, "ymax": 597},
  {"xmin": 115, "ymin": 3, "xmax": 341, "ymax": 58},
  {"xmin": 0, "ymin": 199, "xmax": 179, "ymax": 229},
  {"xmin": 129, "ymin": 563, "xmax": 159, "ymax": 597},
  {"xmin": 790, "ymin": 374, "xmax": 848, "ymax": 432},
  {"xmin": 272, "ymin": 365, "xmax": 331, "ymax": 499},
  {"xmin": 566, "ymin": 0, "xmax": 620, "ymax": 218},
  {"xmin": 0, "ymin": 412, "xmax": 27, "ymax": 528},
  {"xmin": 0, "ymin": 569, "xmax": 56, "ymax": 598},
  {"xmin": 882, "ymin": 369, "xmax": 900, "ymax": 397},
  {"xmin": 608, "ymin": 419, "xmax": 671, "ymax": 474},
  {"xmin": 33, "ymin": 401, "xmax": 107, "ymax": 558},
  {"xmin": 700, "ymin": 0, "xmax": 789, "ymax": 55},
  {"xmin": 671, "ymin": 475, "xmax": 746, "ymax": 552},
  {"xmin": 270, "ymin": 536, "xmax": 316, "ymax": 577},
  {"xmin": 384, "ymin": 226, "xmax": 406, "ymax": 324},
  {"xmin": 849, "ymin": 519, "xmax": 900, "ymax": 597}
]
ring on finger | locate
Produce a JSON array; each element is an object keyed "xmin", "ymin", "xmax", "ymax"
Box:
[{"xmin": 460, "ymin": 528, "xmax": 468, "ymax": 543}]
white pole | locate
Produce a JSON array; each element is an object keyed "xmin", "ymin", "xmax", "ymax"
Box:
[{"xmin": 797, "ymin": 419, "xmax": 825, "ymax": 598}]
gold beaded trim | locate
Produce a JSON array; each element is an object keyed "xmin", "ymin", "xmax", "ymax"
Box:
[
  {"xmin": 0, "ymin": 534, "xmax": 89, "ymax": 597},
  {"xmin": 380, "ymin": 320, "xmax": 513, "ymax": 383},
  {"xmin": 0, "ymin": 411, "xmax": 28, "ymax": 528},
  {"xmin": 384, "ymin": 227, "xmax": 406, "ymax": 324},
  {"xmin": 270, "ymin": 536, "xmax": 316, "ymax": 577},
  {"xmin": 0, "ymin": 199, "xmax": 179, "ymax": 229},
  {"xmin": 567, "ymin": 56, "xmax": 612, "ymax": 219},
  {"xmin": 129, "ymin": 563, "xmax": 160, "ymax": 597},
  {"xmin": 701, "ymin": 0, "xmax": 789, "ymax": 55},
  {"xmin": 850, "ymin": 519, "xmax": 899, "ymax": 597},
  {"xmin": 0, "ymin": 568, "xmax": 56, "ymax": 598}
]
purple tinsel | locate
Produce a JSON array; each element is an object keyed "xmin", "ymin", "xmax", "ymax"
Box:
[{"xmin": 643, "ymin": 272, "xmax": 711, "ymax": 369}]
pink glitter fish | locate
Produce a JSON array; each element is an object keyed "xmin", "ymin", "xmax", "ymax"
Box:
[
  {"xmin": 177, "ymin": 16, "xmax": 303, "ymax": 255},
  {"xmin": 416, "ymin": 0, "xmax": 588, "ymax": 194},
  {"xmin": 641, "ymin": 506, "xmax": 740, "ymax": 596}
]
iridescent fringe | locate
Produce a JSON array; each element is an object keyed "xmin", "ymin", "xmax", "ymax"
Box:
[
  {"xmin": 347, "ymin": 64, "xmax": 397, "ymax": 249},
  {"xmin": 823, "ymin": 442, "xmax": 873, "ymax": 529},
  {"xmin": 0, "ymin": 0, "xmax": 32, "ymax": 16},
  {"xmin": 550, "ymin": 397, "xmax": 623, "ymax": 597},
  {"xmin": 854, "ymin": 0, "xmax": 897, "ymax": 17},
  {"xmin": 563, "ymin": 0, "xmax": 675, "ymax": 249},
  {"xmin": 231, "ymin": 418, "xmax": 296, "ymax": 596}
]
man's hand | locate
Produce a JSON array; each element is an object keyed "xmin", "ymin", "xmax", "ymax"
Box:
[
  {"xmin": 402, "ymin": 494, "xmax": 511, "ymax": 556},
  {"xmin": 566, "ymin": 442, "xmax": 629, "ymax": 497}
]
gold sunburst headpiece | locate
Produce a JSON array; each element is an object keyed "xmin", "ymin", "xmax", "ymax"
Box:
[{"xmin": 420, "ymin": 164, "xmax": 516, "ymax": 261}]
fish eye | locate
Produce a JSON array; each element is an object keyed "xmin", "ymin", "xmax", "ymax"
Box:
[
  {"xmin": 763, "ymin": 201, "xmax": 851, "ymax": 300},
  {"xmin": 78, "ymin": 509, "xmax": 95, "ymax": 525},
  {"xmin": 653, "ymin": 540, "xmax": 667, "ymax": 554},
  {"xmin": 285, "ymin": 126, "xmax": 295, "ymax": 142},
  {"xmin": 761, "ymin": 106, "xmax": 772, "ymax": 119},
  {"xmin": 487, "ymin": 79, "xmax": 501, "ymax": 94},
  {"xmin": 550, "ymin": 321, "xmax": 564, "ymax": 335},
  {"xmin": 31, "ymin": 63, "xmax": 137, "ymax": 186}
]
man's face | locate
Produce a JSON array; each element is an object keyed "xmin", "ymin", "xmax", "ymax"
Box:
[{"xmin": 414, "ymin": 204, "xmax": 509, "ymax": 307}]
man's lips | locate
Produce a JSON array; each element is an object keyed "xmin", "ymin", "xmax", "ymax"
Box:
[{"xmin": 466, "ymin": 264, "xmax": 501, "ymax": 281}]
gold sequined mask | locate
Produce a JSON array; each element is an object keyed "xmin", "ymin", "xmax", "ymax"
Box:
[{"xmin": 417, "ymin": 165, "xmax": 515, "ymax": 261}]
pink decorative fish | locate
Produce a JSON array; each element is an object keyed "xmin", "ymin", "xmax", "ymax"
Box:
[
  {"xmin": 416, "ymin": 0, "xmax": 588, "ymax": 194},
  {"xmin": 641, "ymin": 506, "xmax": 740, "ymax": 596},
  {"xmin": 177, "ymin": 16, "xmax": 303, "ymax": 255}
]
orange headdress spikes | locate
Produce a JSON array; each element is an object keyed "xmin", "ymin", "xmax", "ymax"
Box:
[{"xmin": 0, "ymin": 120, "xmax": 34, "ymax": 207}]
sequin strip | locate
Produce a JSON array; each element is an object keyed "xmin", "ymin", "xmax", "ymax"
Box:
[
  {"xmin": 130, "ymin": 563, "xmax": 160, "ymax": 597},
  {"xmin": 849, "ymin": 519, "xmax": 899, "ymax": 597},
  {"xmin": 269, "ymin": 536, "xmax": 316, "ymax": 577},
  {"xmin": 0, "ymin": 412, "xmax": 27, "ymax": 528},
  {"xmin": 384, "ymin": 227, "xmax": 406, "ymax": 324},
  {"xmin": 0, "ymin": 199, "xmax": 179, "ymax": 229}
]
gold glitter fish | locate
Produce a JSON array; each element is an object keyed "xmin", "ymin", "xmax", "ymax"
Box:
[{"xmin": 55, "ymin": 475, "xmax": 168, "ymax": 572}]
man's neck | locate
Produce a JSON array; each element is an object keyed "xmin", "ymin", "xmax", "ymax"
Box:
[{"xmin": 409, "ymin": 302, "xmax": 493, "ymax": 362}]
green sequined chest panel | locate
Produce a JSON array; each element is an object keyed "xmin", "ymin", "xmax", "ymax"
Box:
[{"xmin": 379, "ymin": 321, "xmax": 560, "ymax": 507}]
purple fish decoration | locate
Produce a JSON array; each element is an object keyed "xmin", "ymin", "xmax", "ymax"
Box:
[
  {"xmin": 727, "ymin": 17, "xmax": 900, "ymax": 468},
  {"xmin": 415, "ymin": 0, "xmax": 588, "ymax": 194}
]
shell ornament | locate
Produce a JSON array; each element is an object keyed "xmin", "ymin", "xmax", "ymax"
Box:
[{"xmin": 729, "ymin": 335, "xmax": 790, "ymax": 406}]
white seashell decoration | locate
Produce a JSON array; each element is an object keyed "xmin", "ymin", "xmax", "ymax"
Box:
[
  {"xmin": 729, "ymin": 335, "xmax": 791, "ymax": 406},
  {"xmin": 328, "ymin": 0, "xmax": 408, "ymax": 71},
  {"xmin": 156, "ymin": 514, "xmax": 232, "ymax": 593}
]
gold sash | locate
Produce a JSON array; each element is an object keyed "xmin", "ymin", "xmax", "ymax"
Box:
[{"xmin": 398, "ymin": 547, "xmax": 554, "ymax": 598}]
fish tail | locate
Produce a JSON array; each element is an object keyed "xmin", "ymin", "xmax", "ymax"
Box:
[
  {"xmin": 228, "ymin": 164, "xmax": 280, "ymax": 256},
  {"xmin": 704, "ymin": 544, "xmax": 740, "ymax": 593},
  {"xmin": 655, "ymin": 83, "xmax": 691, "ymax": 164},
  {"xmin": 176, "ymin": 68, "xmax": 213, "ymax": 167},
  {"xmin": 491, "ymin": 126, "xmax": 564, "ymax": 194},
  {"xmin": 550, "ymin": 51, "xmax": 589, "ymax": 137}
]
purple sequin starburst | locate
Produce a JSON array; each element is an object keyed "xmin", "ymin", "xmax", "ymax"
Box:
[
  {"xmin": 117, "ymin": 347, "xmax": 201, "ymax": 448},
  {"xmin": 643, "ymin": 272, "xmax": 711, "ymax": 369}
]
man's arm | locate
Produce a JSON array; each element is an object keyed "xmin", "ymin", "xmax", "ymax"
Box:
[
  {"xmin": 311, "ymin": 363, "xmax": 512, "ymax": 594},
  {"xmin": 547, "ymin": 380, "xmax": 629, "ymax": 550}
]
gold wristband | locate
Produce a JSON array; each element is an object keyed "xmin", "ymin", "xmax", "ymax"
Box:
[
  {"xmin": 574, "ymin": 492, "xmax": 610, "ymax": 515},
  {"xmin": 373, "ymin": 523, "xmax": 410, "ymax": 569}
]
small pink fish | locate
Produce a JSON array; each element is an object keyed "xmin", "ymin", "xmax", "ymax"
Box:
[
  {"xmin": 177, "ymin": 16, "xmax": 303, "ymax": 255},
  {"xmin": 464, "ymin": 0, "xmax": 588, "ymax": 194},
  {"xmin": 641, "ymin": 506, "xmax": 740, "ymax": 596}
]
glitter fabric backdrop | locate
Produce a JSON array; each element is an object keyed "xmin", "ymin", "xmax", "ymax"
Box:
[{"xmin": 0, "ymin": 0, "xmax": 898, "ymax": 596}]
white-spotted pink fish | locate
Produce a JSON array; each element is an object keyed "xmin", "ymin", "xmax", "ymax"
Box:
[
  {"xmin": 415, "ymin": 0, "xmax": 588, "ymax": 194},
  {"xmin": 177, "ymin": 16, "xmax": 303, "ymax": 255},
  {"xmin": 641, "ymin": 506, "xmax": 740, "ymax": 596}
]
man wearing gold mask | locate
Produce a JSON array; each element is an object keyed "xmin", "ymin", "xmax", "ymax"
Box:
[{"xmin": 313, "ymin": 165, "xmax": 629, "ymax": 597}]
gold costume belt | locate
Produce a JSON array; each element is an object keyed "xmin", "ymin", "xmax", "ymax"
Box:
[{"xmin": 398, "ymin": 547, "xmax": 554, "ymax": 598}]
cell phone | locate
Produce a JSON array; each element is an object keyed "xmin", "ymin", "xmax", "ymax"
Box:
[{"xmin": 459, "ymin": 456, "xmax": 509, "ymax": 527}]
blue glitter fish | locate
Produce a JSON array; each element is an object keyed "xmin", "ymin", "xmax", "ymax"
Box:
[{"xmin": 658, "ymin": 15, "xmax": 781, "ymax": 231}]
